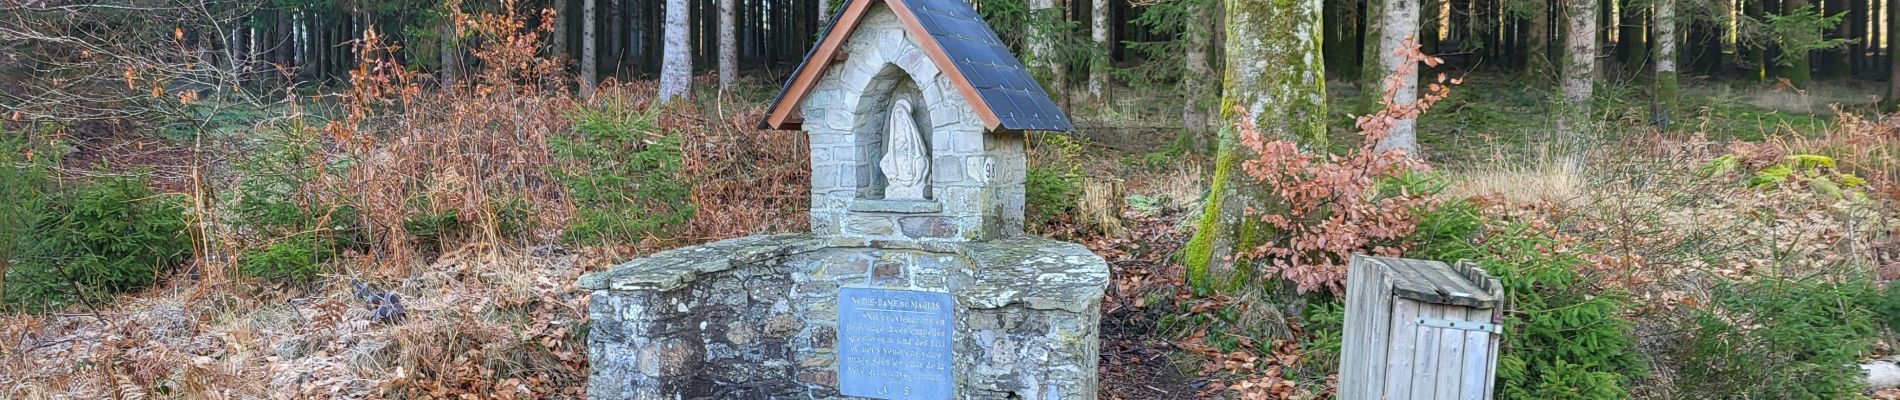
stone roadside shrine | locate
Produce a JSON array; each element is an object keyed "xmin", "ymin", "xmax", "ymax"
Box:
[{"xmin": 577, "ymin": 0, "xmax": 1107, "ymax": 398}]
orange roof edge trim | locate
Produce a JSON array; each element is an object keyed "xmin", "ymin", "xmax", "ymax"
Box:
[{"xmin": 763, "ymin": 0, "xmax": 1004, "ymax": 132}]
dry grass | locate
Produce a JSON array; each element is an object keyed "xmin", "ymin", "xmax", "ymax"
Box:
[
  {"xmin": 1445, "ymin": 162, "xmax": 1584, "ymax": 207},
  {"xmin": 0, "ymin": 76, "xmax": 815, "ymax": 398},
  {"xmin": 1441, "ymin": 124, "xmax": 1899, "ymax": 396},
  {"xmin": 0, "ymin": 245, "xmax": 590, "ymax": 399},
  {"xmin": 1741, "ymin": 80, "xmax": 1884, "ymax": 114}
]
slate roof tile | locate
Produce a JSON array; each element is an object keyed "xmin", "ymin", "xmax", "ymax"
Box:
[{"xmin": 760, "ymin": 0, "xmax": 1074, "ymax": 132}]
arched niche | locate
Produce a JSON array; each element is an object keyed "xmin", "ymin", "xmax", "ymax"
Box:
[{"xmin": 848, "ymin": 62, "xmax": 935, "ymax": 201}]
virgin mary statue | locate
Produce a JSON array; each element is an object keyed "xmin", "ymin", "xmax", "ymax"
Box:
[{"xmin": 879, "ymin": 99, "xmax": 930, "ymax": 200}]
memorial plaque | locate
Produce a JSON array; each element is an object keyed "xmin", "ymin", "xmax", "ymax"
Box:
[{"xmin": 837, "ymin": 287, "xmax": 955, "ymax": 400}]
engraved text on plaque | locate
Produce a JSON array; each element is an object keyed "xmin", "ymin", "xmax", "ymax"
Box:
[{"xmin": 837, "ymin": 287, "xmax": 955, "ymax": 400}]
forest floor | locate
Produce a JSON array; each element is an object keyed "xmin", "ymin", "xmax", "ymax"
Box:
[
  {"xmin": 1076, "ymin": 71, "xmax": 1900, "ymax": 398},
  {"xmin": 4, "ymin": 71, "xmax": 1900, "ymax": 399}
]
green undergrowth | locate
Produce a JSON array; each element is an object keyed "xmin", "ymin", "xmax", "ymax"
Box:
[
  {"xmin": 1285, "ymin": 174, "xmax": 1644, "ymax": 398},
  {"xmin": 1402, "ymin": 72, "xmax": 1850, "ymax": 167},
  {"xmin": 230, "ymin": 120, "xmax": 362, "ymax": 284},
  {"xmin": 553, "ymin": 98, "xmax": 693, "ymax": 245},
  {"xmin": 1676, "ymin": 87, "xmax": 1835, "ymax": 142},
  {"xmin": 3, "ymin": 165, "xmax": 193, "ymax": 312},
  {"xmin": 1026, "ymin": 134, "xmax": 1086, "ymax": 231},
  {"xmin": 1668, "ymin": 277, "xmax": 1882, "ymax": 399},
  {"xmin": 1411, "ymin": 74, "xmax": 1559, "ymax": 165},
  {"xmin": 1406, "ymin": 197, "xmax": 1645, "ymax": 399}
]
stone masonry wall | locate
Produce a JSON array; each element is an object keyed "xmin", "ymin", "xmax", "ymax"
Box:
[
  {"xmin": 801, "ymin": 3, "xmax": 1026, "ymax": 242},
  {"xmin": 580, "ymin": 234, "xmax": 1107, "ymax": 400}
]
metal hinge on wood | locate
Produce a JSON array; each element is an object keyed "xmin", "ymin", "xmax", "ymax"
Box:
[{"xmin": 1417, "ymin": 318, "xmax": 1502, "ymax": 334}]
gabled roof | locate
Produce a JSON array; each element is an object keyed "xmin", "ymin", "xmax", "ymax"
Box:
[{"xmin": 757, "ymin": 0, "xmax": 1074, "ymax": 132}]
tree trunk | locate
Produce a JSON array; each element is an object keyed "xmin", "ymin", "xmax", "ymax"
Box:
[
  {"xmin": 293, "ymin": 13, "xmax": 308, "ymax": 81},
  {"xmin": 660, "ymin": 0, "xmax": 693, "ymax": 103},
  {"xmin": 1655, "ymin": 0, "xmax": 1678, "ymax": 129},
  {"xmin": 1362, "ymin": 0, "xmax": 1386, "ymax": 107},
  {"xmin": 1087, "ymin": 0, "xmax": 1109, "ymax": 103},
  {"xmin": 1326, "ymin": 0, "xmax": 1363, "ymax": 81},
  {"xmin": 1029, "ymin": 0, "xmax": 1068, "ymax": 103},
  {"xmin": 1183, "ymin": 0, "xmax": 1328, "ymax": 293},
  {"xmin": 1822, "ymin": 0, "xmax": 1850, "ymax": 78},
  {"xmin": 1529, "ymin": 0, "xmax": 1553, "ymax": 78},
  {"xmin": 1465, "ymin": 0, "xmax": 1490, "ymax": 66},
  {"xmin": 1597, "ymin": 0, "xmax": 1612, "ymax": 74},
  {"xmin": 1559, "ymin": 0, "xmax": 1598, "ymax": 159},
  {"xmin": 1422, "ymin": 0, "xmax": 1442, "ymax": 55},
  {"xmin": 1618, "ymin": 0, "xmax": 1647, "ymax": 67},
  {"xmin": 1746, "ymin": 0, "xmax": 1768, "ymax": 80},
  {"xmin": 582, "ymin": 0, "xmax": 598, "ymax": 97},
  {"xmin": 1786, "ymin": 0, "xmax": 1815, "ymax": 87},
  {"xmin": 554, "ymin": 0, "xmax": 568, "ymax": 65},
  {"xmin": 1851, "ymin": 0, "xmax": 1869, "ymax": 75},
  {"xmin": 231, "ymin": 13, "xmax": 251, "ymax": 84},
  {"xmin": 440, "ymin": 22, "xmax": 461, "ymax": 87},
  {"xmin": 1890, "ymin": 0, "xmax": 1900, "ymax": 102},
  {"xmin": 607, "ymin": 0, "xmax": 622, "ymax": 76},
  {"xmin": 719, "ymin": 0, "xmax": 737, "ymax": 90},
  {"xmin": 1370, "ymin": 0, "xmax": 1420, "ymax": 155},
  {"xmin": 275, "ymin": 8, "xmax": 292, "ymax": 79},
  {"xmin": 1874, "ymin": 0, "xmax": 1884, "ymax": 77},
  {"xmin": 1182, "ymin": 0, "xmax": 1215, "ymax": 146}
]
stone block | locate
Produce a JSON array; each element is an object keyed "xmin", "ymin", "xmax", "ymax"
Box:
[
  {"xmin": 848, "ymin": 198, "xmax": 942, "ymax": 213},
  {"xmin": 870, "ymin": 260, "xmax": 906, "ymax": 286},
  {"xmin": 933, "ymin": 155, "xmax": 964, "ymax": 186},
  {"xmin": 963, "ymin": 155, "xmax": 992, "ymax": 183},
  {"xmin": 900, "ymin": 216, "xmax": 959, "ymax": 239},
  {"xmin": 930, "ymin": 102, "xmax": 962, "ymax": 130},
  {"xmin": 797, "ymin": 370, "xmax": 838, "ymax": 387},
  {"xmin": 843, "ymin": 215, "xmax": 895, "ymax": 236}
]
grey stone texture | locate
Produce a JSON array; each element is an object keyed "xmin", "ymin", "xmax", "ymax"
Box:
[
  {"xmin": 582, "ymin": 235, "xmax": 1107, "ymax": 400},
  {"xmin": 585, "ymin": 3, "xmax": 1100, "ymax": 399},
  {"xmin": 801, "ymin": 4, "xmax": 1027, "ymax": 243}
]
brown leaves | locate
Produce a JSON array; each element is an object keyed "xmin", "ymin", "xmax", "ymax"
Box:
[
  {"xmin": 1229, "ymin": 38, "xmax": 1454, "ymax": 295},
  {"xmin": 1178, "ymin": 328, "xmax": 1315, "ymax": 400}
]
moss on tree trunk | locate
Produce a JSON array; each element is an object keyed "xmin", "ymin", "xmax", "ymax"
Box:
[
  {"xmin": 1184, "ymin": 0, "xmax": 1328, "ymax": 293},
  {"xmin": 1654, "ymin": 0, "xmax": 1678, "ymax": 127}
]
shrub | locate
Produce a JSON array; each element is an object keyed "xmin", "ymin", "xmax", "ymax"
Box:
[
  {"xmin": 1208, "ymin": 43, "xmax": 1452, "ymax": 294},
  {"xmin": 1763, "ymin": 111, "xmax": 1900, "ymax": 200},
  {"xmin": 553, "ymin": 99, "xmax": 693, "ymax": 244},
  {"xmin": 0, "ymin": 132, "xmax": 56, "ymax": 313},
  {"xmin": 1025, "ymin": 134, "xmax": 1085, "ymax": 231},
  {"xmin": 318, "ymin": 12, "xmax": 568, "ymax": 271},
  {"xmin": 1875, "ymin": 283, "xmax": 1900, "ymax": 333},
  {"xmin": 1408, "ymin": 198, "xmax": 1644, "ymax": 400},
  {"xmin": 238, "ymin": 232, "xmax": 336, "ymax": 284},
  {"xmin": 404, "ymin": 205, "xmax": 461, "ymax": 253},
  {"xmin": 230, "ymin": 123, "xmax": 359, "ymax": 283},
  {"xmin": 1669, "ymin": 278, "xmax": 1877, "ymax": 399},
  {"xmin": 6, "ymin": 173, "xmax": 192, "ymax": 311},
  {"xmin": 1025, "ymin": 167, "xmax": 1081, "ymax": 228}
]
